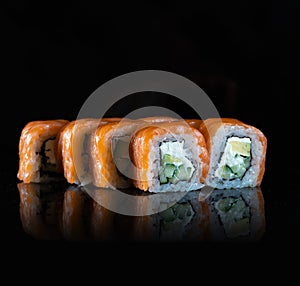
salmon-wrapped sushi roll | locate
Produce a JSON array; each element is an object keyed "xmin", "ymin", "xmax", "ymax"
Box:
[
  {"xmin": 185, "ymin": 118, "xmax": 203, "ymax": 129},
  {"xmin": 130, "ymin": 121, "xmax": 209, "ymax": 192},
  {"xmin": 17, "ymin": 119, "xmax": 69, "ymax": 183},
  {"xmin": 89, "ymin": 119, "xmax": 143, "ymax": 189},
  {"xmin": 57, "ymin": 118, "xmax": 99, "ymax": 186},
  {"xmin": 199, "ymin": 118, "xmax": 267, "ymax": 189},
  {"xmin": 138, "ymin": 116, "xmax": 178, "ymax": 123},
  {"xmin": 57, "ymin": 118, "xmax": 121, "ymax": 185},
  {"xmin": 89, "ymin": 117, "xmax": 181, "ymax": 189}
]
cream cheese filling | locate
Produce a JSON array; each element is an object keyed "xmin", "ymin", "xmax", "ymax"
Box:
[
  {"xmin": 159, "ymin": 141, "xmax": 195, "ymax": 184},
  {"xmin": 215, "ymin": 137, "xmax": 251, "ymax": 180}
]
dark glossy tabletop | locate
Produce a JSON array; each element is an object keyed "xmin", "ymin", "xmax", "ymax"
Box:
[
  {"xmin": 0, "ymin": 167, "xmax": 290, "ymax": 246},
  {"xmin": 0, "ymin": 144, "xmax": 295, "ymax": 250},
  {"xmin": 15, "ymin": 183, "xmax": 266, "ymax": 242}
]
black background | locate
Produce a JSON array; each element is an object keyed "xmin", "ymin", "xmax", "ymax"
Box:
[{"xmin": 1, "ymin": 0, "xmax": 298, "ymax": 250}]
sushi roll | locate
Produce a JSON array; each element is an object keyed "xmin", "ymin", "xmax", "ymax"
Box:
[
  {"xmin": 138, "ymin": 116, "xmax": 179, "ymax": 123},
  {"xmin": 17, "ymin": 119, "xmax": 69, "ymax": 183},
  {"xmin": 185, "ymin": 118, "xmax": 203, "ymax": 129},
  {"xmin": 204, "ymin": 187, "xmax": 266, "ymax": 241},
  {"xmin": 57, "ymin": 117, "xmax": 121, "ymax": 185},
  {"xmin": 57, "ymin": 118, "xmax": 99, "ymax": 185},
  {"xmin": 130, "ymin": 121, "xmax": 209, "ymax": 193},
  {"xmin": 199, "ymin": 118, "xmax": 267, "ymax": 189},
  {"xmin": 89, "ymin": 119, "xmax": 143, "ymax": 189},
  {"xmin": 89, "ymin": 116, "xmax": 182, "ymax": 189}
]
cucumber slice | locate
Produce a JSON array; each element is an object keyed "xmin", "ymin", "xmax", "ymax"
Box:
[
  {"xmin": 159, "ymin": 169, "xmax": 168, "ymax": 184},
  {"xmin": 174, "ymin": 165, "xmax": 190, "ymax": 181},
  {"xmin": 164, "ymin": 163, "xmax": 176, "ymax": 178},
  {"xmin": 243, "ymin": 156, "xmax": 251, "ymax": 169},
  {"xmin": 230, "ymin": 165, "xmax": 237, "ymax": 173},
  {"xmin": 220, "ymin": 165, "xmax": 233, "ymax": 180},
  {"xmin": 168, "ymin": 175, "xmax": 179, "ymax": 184},
  {"xmin": 159, "ymin": 164, "xmax": 177, "ymax": 184},
  {"xmin": 235, "ymin": 166, "xmax": 246, "ymax": 178}
]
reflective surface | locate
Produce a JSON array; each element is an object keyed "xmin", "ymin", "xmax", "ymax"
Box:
[{"xmin": 16, "ymin": 182, "xmax": 266, "ymax": 242}]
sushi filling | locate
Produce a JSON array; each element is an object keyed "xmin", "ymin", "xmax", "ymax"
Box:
[
  {"xmin": 39, "ymin": 137, "xmax": 58, "ymax": 175},
  {"xmin": 81, "ymin": 134, "xmax": 91, "ymax": 173},
  {"xmin": 159, "ymin": 141, "xmax": 195, "ymax": 184},
  {"xmin": 214, "ymin": 196, "xmax": 250, "ymax": 238},
  {"xmin": 112, "ymin": 135, "xmax": 132, "ymax": 179},
  {"xmin": 215, "ymin": 137, "xmax": 251, "ymax": 180}
]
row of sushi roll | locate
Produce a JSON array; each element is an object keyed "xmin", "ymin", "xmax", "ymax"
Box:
[
  {"xmin": 17, "ymin": 182, "xmax": 266, "ymax": 242},
  {"xmin": 17, "ymin": 116, "xmax": 267, "ymax": 191}
]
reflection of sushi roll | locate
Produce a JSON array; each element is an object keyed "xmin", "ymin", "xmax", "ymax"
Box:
[
  {"xmin": 159, "ymin": 191, "xmax": 209, "ymax": 241},
  {"xmin": 130, "ymin": 121, "xmax": 209, "ymax": 192},
  {"xmin": 199, "ymin": 118, "xmax": 267, "ymax": 189},
  {"xmin": 17, "ymin": 120, "xmax": 69, "ymax": 183},
  {"xmin": 61, "ymin": 186, "xmax": 91, "ymax": 241},
  {"xmin": 17, "ymin": 182, "xmax": 65, "ymax": 240},
  {"xmin": 57, "ymin": 118, "xmax": 121, "ymax": 185},
  {"xmin": 131, "ymin": 190, "xmax": 209, "ymax": 241},
  {"xmin": 205, "ymin": 187, "xmax": 266, "ymax": 241},
  {"xmin": 88, "ymin": 188, "xmax": 116, "ymax": 241},
  {"xmin": 130, "ymin": 192, "xmax": 182, "ymax": 241}
]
